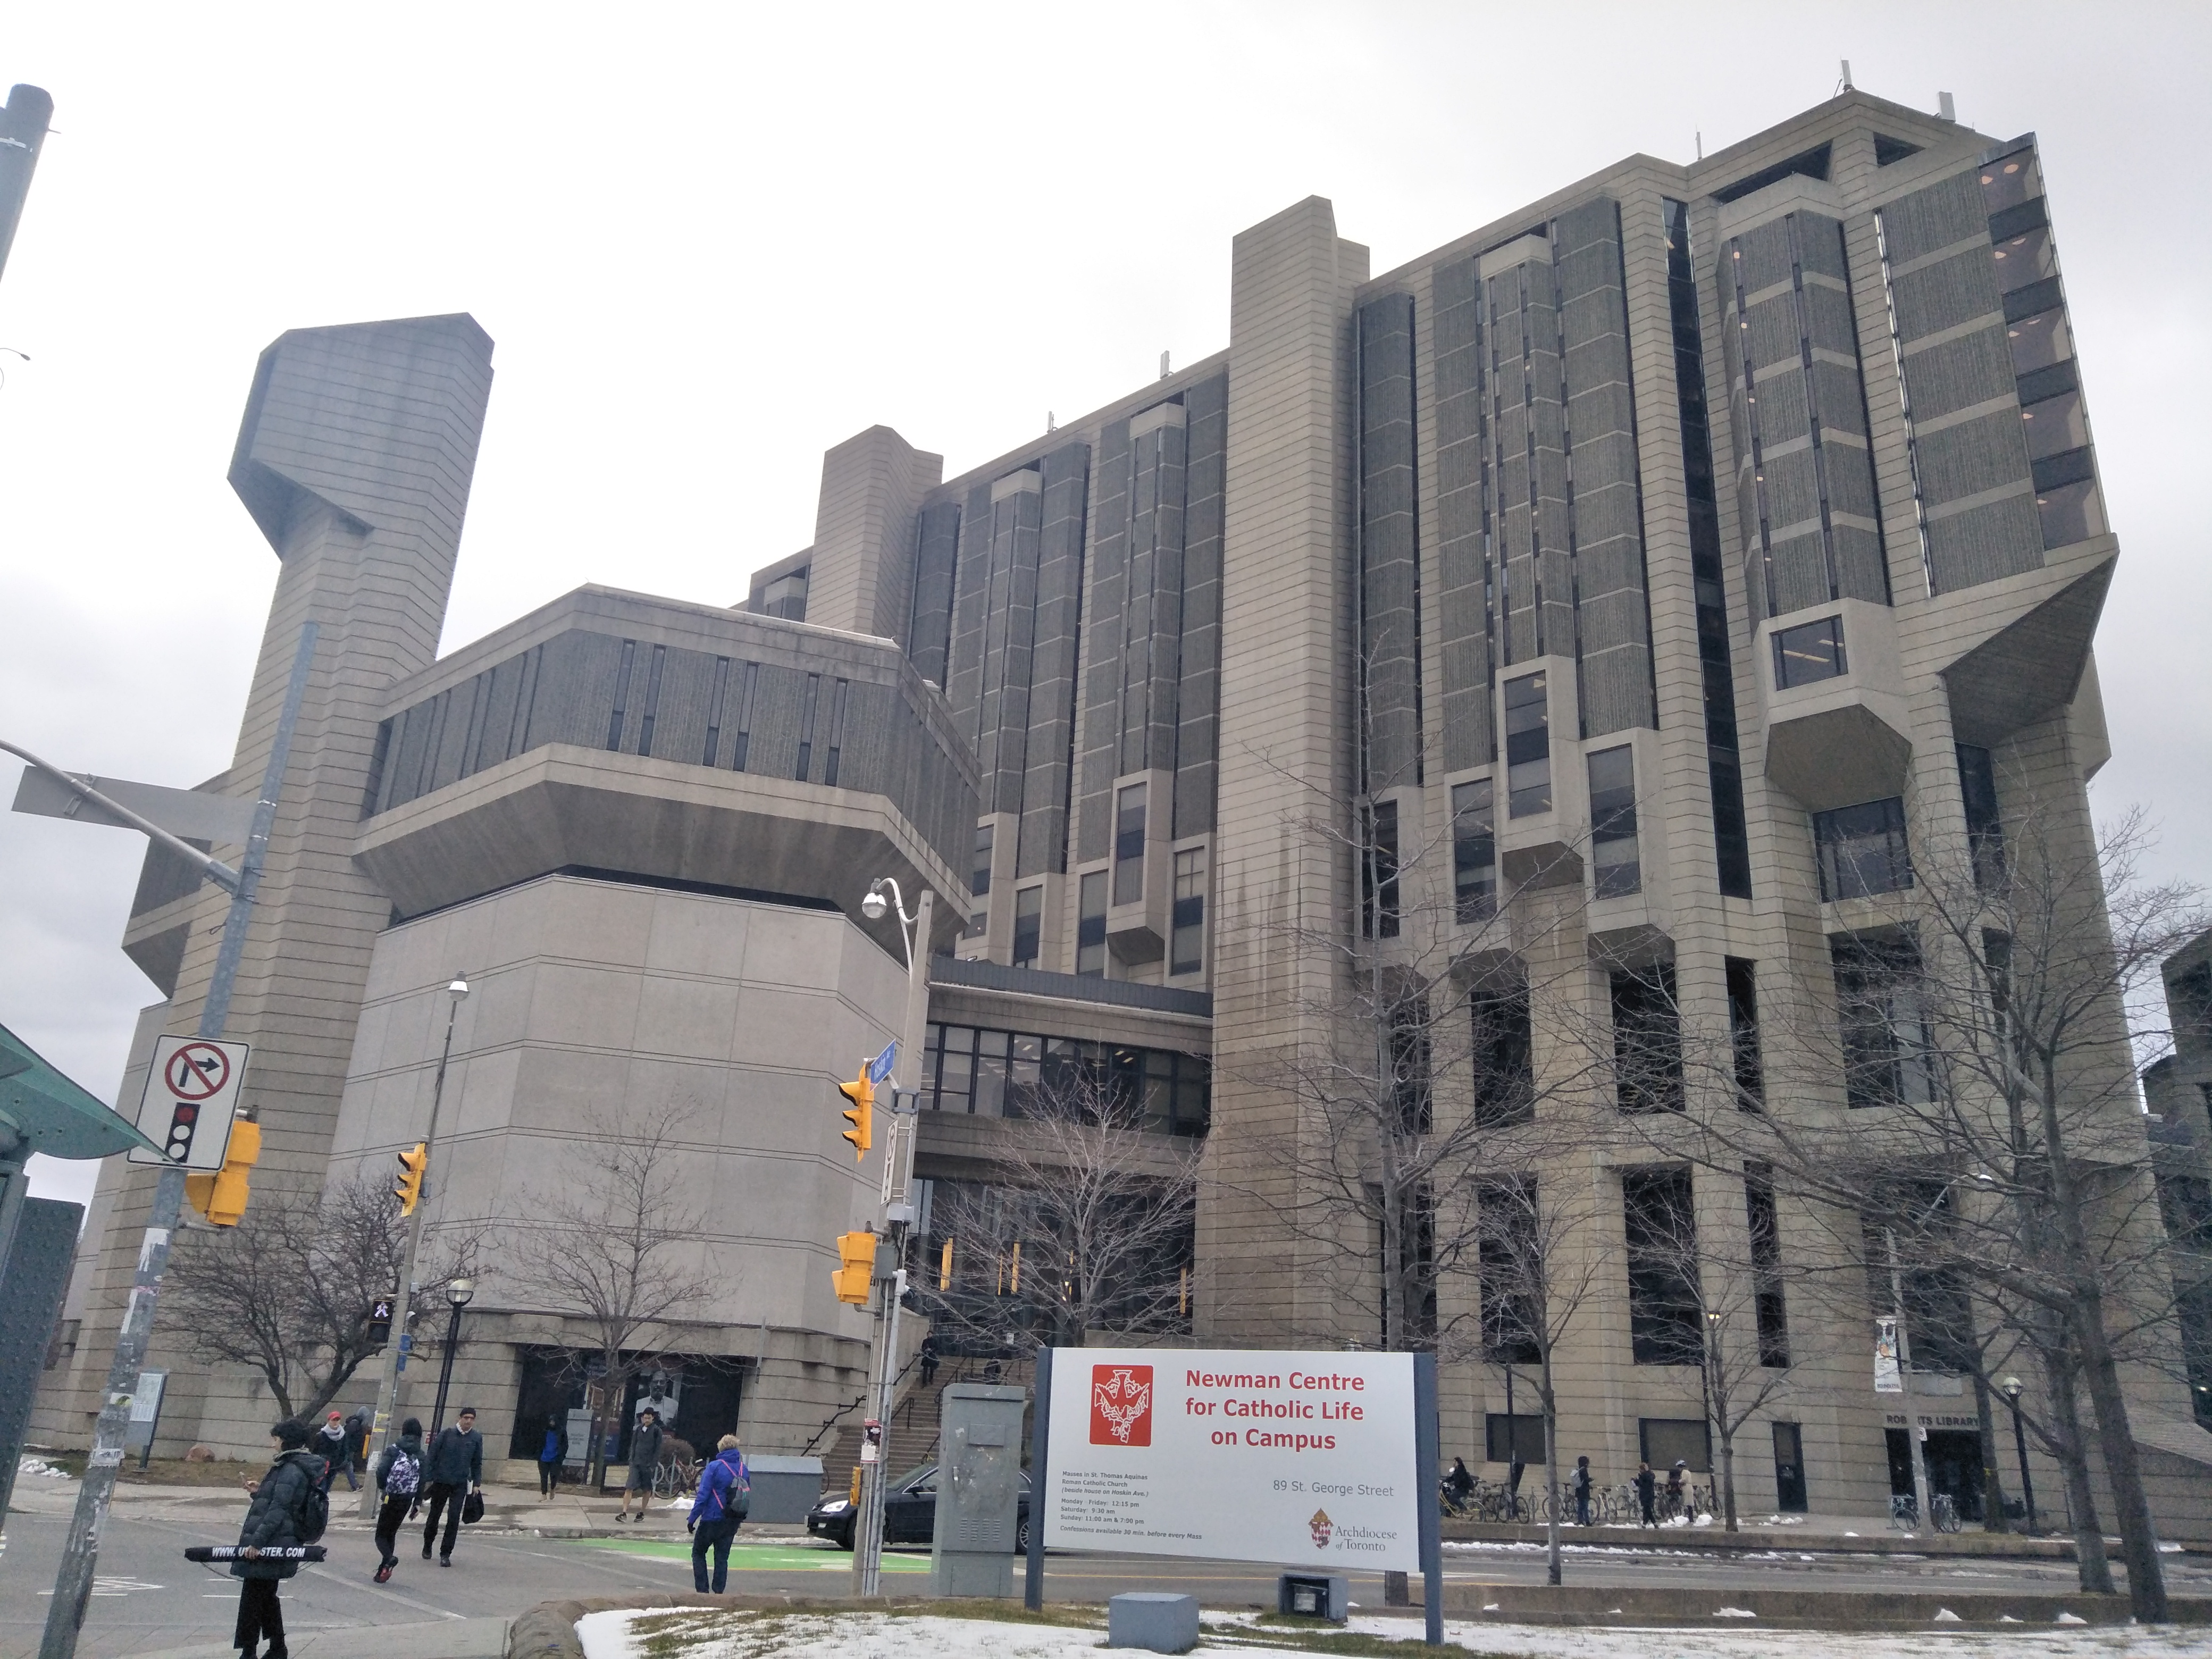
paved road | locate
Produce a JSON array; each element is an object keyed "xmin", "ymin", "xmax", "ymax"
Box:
[{"xmin": 6, "ymin": 1483, "xmax": 2206, "ymax": 1659}]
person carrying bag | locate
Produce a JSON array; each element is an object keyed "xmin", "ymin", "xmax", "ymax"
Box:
[{"xmin": 685, "ymin": 1435, "xmax": 751, "ymax": 1594}]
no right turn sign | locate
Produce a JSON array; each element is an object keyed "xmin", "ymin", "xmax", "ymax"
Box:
[{"xmin": 127, "ymin": 1034, "xmax": 250, "ymax": 1169}]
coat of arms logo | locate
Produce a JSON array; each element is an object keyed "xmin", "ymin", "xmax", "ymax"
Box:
[
  {"xmin": 1090, "ymin": 1364, "xmax": 1154, "ymax": 1446},
  {"xmin": 1309, "ymin": 1509, "xmax": 1333, "ymax": 1548}
]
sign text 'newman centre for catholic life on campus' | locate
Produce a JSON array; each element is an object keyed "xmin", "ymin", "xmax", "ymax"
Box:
[{"xmin": 1042, "ymin": 1348, "xmax": 1422, "ymax": 1573}]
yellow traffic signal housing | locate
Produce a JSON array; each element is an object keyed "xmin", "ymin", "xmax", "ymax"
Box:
[
  {"xmin": 836, "ymin": 1070, "xmax": 873, "ymax": 1161},
  {"xmin": 183, "ymin": 1117, "xmax": 262, "ymax": 1227},
  {"xmin": 832, "ymin": 1230, "xmax": 877, "ymax": 1306},
  {"xmin": 393, "ymin": 1141, "xmax": 428, "ymax": 1216}
]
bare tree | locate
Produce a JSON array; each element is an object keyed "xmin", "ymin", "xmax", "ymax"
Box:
[
  {"xmin": 505, "ymin": 1110, "xmax": 712, "ymax": 1490},
  {"xmin": 912, "ymin": 1060, "xmax": 1199, "ymax": 1353},
  {"xmin": 166, "ymin": 1172, "xmax": 475, "ymax": 1421}
]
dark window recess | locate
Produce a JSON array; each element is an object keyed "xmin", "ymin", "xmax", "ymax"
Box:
[
  {"xmin": 794, "ymin": 673, "xmax": 820, "ymax": 781},
  {"xmin": 1833, "ymin": 933, "xmax": 1938, "ymax": 1108},
  {"xmin": 727, "ymin": 661, "xmax": 759, "ymax": 774},
  {"xmin": 1623, "ymin": 1167, "xmax": 1703, "ymax": 1366},
  {"xmin": 2007, "ymin": 307, "xmax": 2074, "ymax": 376},
  {"xmin": 1471, "ymin": 985, "xmax": 1535, "ymax": 1128},
  {"xmin": 972, "ymin": 821, "xmax": 995, "ymax": 898},
  {"xmin": 606, "ymin": 639, "xmax": 638, "ymax": 750},
  {"xmin": 1957, "ymin": 744, "xmax": 2006, "ymax": 890},
  {"xmin": 1814, "ymin": 797, "xmax": 1912, "ymax": 901},
  {"xmin": 2015, "ymin": 357, "xmax": 2080, "ymax": 407},
  {"xmin": 361, "ymin": 719, "xmax": 393, "ymax": 818},
  {"xmin": 1478, "ymin": 1177, "xmax": 1541, "ymax": 1366},
  {"xmin": 1388, "ymin": 991, "xmax": 1431, "ymax": 1135},
  {"xmin": 1873, "ymin": 133, "xmax": 1923, "ymax": 166},
  {"xmin": 2035, "ymin": 476, "xmax": 2105, "ymax": 549},
  {"xmin": 1725, "ymin": 957, "xmax": 1764, "ymax": 1109},
  {"xmin": 1375, "ymin": 1180, "xmax": 1437, "ymax": 1350},
  {"xmin": 1485, "ymin": 1412, "xmax": 1547, "ymax": 1463},
  {"xmin": 635, "ymin": 643, "xmax": 667, "ymax": 756},
  {"xmin": 1711, "ymin": 141, "xmax": 1831, "ymax": 204},
  {"xmin": 702, "ymin": 657, "xmax": 731, "ymax": 767},
  {"xmin": 1772, "ymin": 615, "xmax": 1848, "ymax": 689},
  {"xmin": 1362, "ymin": 799, "xmax": 1402, "ymax": 940},
  {"xmin": 1076, "ymin": 871, "xmax": 1108, "ymax": 977},
  {"xmin": 963, "ymin": 909, "xmax": 986, "ymax": 941},
  {"xmin": 1588, "ymin": 747, "xmax": 1640, "ymax": 899},
  {"xmin": 822, "ymin": 678, "xmax": 848, "ymax": 787},
  {"xmin": 1171, "ymin": 848, "xmax": 1205, "ymax": 976},
  {"xmin": 2159, "ymin": 1174, "xmax": 2212, "ymax": 1254},
  {"xmin": 1641, "ymin": 1418, "xmax": 1712, "ymax": 1474},
  {"xmin": 2180, "ymin": 1281, "xmax": 2212, "ymax": 1430},
  {"xmin": 1011, "ymin": 886, "xmax": 1042, "ymax": 969},
  {"xmin": 921, "ymin": 1021, "xmax": 1209, "ymax": 1136},
  {"xmin": 1864, "ymin": 1202, "xmax": 1979, "ymax": 1375},
  {"xmin": 1452, "ymin": 778, "xmax": 1497, "ymax": 923},
  {"xmin": 1113, "ymin": 784, "xmax": 1147, "ymax": 907},
  {"xmin": 1663, "ymin": 199, "xmax": 1752, "ymax": 900},
  {"xmin": 1745, "ymin": 1164, "xmax": 1790, "ymax": 1368},
  {"xmin": 1611, "ymin": 963, "xmax": 1685, "ymax": 1115},
  {"xmin": 1504, "ymin": 673, "xmax": 1551, "ymax": 817}
]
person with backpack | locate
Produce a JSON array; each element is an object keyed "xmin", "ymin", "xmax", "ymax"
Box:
[
  {"xmin": 1571, "ymin": 1455, "xmax": 1594, "ymax": 1527},
  {"xmin": 1635, "ymin": 1460, "xmax": 1657, "ymax": 1528},
  {"xmin": 371, "ymin": 1419, "xmax": 427, "ymax": 1582},
  {"xmin": 685, "ymin": 1435, "xmax": 750, "ymax": 1594},
  {"xmin": 535, "ymin": 1412, "xmax": 568, "ymax": 1499},
  {"xmin": 230, "ymin": 1419, "xmax": 329, "ymax": 1659},
  {"xmin": 419, "ymin": 1407, "xmax": 483, "ymax": 1565}
]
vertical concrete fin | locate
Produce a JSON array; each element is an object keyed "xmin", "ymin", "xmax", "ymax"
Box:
[{"xmin": 806, "ymin": 426, "xmax": 945, "ymax": 641}]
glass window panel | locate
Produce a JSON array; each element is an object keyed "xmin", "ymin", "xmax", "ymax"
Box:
[
  {"xmin": 1076, "ymin": 870, "xmax": 1108, "ymax": 976},
  {"xmin": 1772, "ymin": 615, "xmax": 1847, "ymax": 689},
  {"xmin": 973, "ymin": 1038, "xmax": 1009, "ymax": 1117},
  {"xmin": 2020, "ymin": 388, "xmax": 2089, "ymax": 460},
  {"xmin": 2035, "ymin": 477, "xmax": 2105, "ymax": 550},
  {"xmin": 1813, "ymin": 798, "xmax": 1913, "ymax": 901},
  {"xmin": 1976, "ymin": 148, "xmax": 2042, "ymax": 214},
  {"xmin": 1113, "ymin": 784, "xmax": 1147, "ymax": 906},
  {"xmin": 1452, "ymin": 777, "xmax": 1497, "ymax": 923},
  {"xmin": 1589, "ymin": 747, "xmax": 1640, "ymax": 899},
  {"xmin": 1504, "ymin": 673, "xmax": 1551, "ymax": 817},
  {"xmin": 1990, "ymin": 225, "xmax": 2057, "ymax": 294},
  {"xmin": 1011, "ymin": 886, "xmax": 1042, "ymax": 968},
  {"xmin": 971, "ymin": 821, "xmax": 993, "ymax": 896},
  {"xmin": 2006, "ymin": 307, "xmax": 2073, "ymax": 376},
  {"xmin": 938, "ymin": 1029, "xmax": 975, "ymax": 1110}
]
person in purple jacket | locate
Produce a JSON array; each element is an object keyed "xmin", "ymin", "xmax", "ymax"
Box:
[{"xmin": 685, "ymin": 1435, "xmax": 751, "ymax": 1594}]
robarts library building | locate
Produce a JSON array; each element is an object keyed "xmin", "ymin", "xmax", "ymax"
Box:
[{"xmin": 32, "ymin": 89, "xmax": 2212, "ymax": 1531}]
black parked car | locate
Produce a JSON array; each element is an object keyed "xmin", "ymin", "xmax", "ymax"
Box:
[{"xmin": 806, "ymin": 1463, "xmax": 1032, "ymax": 1552}]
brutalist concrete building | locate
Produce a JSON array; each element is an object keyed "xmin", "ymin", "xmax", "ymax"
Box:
[{"xmin": 35, "ymin": 89, "xmax": 2211, "ymax": 1528}]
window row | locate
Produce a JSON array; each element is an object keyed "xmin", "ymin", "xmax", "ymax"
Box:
[{"xmin": 919, "ymin": 1023, "xmax": 1211, "ymax": 1136}]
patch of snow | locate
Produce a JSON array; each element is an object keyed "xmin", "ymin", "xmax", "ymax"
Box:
[
  {"xmin": 2057, "ymin": 1611, "xmax": 2089, "ymax": 1624},
  {"xmin": 1713, "ymin": 1607, "xmax": 1757, "ymax": 1618},
  {"xmin": 16, "ymin": 1457, "xmax": 68, "ymax": 1480},
  {"xmin": 1933, "ymin": 1608, "xmax": 1961, "ymax": 1622}
]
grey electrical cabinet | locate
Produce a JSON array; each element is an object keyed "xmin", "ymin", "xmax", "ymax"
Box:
[{"xmin": 929, "ymin": 1382, "xmax": 1028, "ymax": 1597}]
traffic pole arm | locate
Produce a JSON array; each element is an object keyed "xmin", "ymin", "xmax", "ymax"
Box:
[{"xmin": 0, "ymin": 738, "xmax": 242, "ymax": 893}]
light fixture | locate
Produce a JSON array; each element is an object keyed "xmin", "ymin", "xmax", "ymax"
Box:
[
  {"xmin": 447, "ymin": 976, "xmax": 471, "ymax": 999},
  {"xmin": 2001, "ymin": 1375, "xmax": 2022, "ymax": 1401},
  {"xmin": 861, "ymin": 884, "xmax": 889, "ymax": 921},
  {"xmin": 446, "ymin": 1276, "xmax": 476, "ymax": 1309}
]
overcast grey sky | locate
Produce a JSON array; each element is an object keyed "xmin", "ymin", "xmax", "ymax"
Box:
[{"xmin": 6, "ymin": 3, "xmax": 2208, "ymax": 1205}]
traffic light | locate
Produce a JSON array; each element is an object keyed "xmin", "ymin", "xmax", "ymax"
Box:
[
  {"xmin": 183, "ymin": 1116, "xmax": 261, "ymax": 1227},
  {"xmin": 836, "ymin": 1069, "xmax": 873, "ymax": 1161},
  {"xmin": 393, "ymin": 1141, "xmax": 428, "ymax": 1216},
  {"xmin": 365, "ymin": 1295, "xmax": 395, "ymax": 1346},
  {"xmin": 833, "ymin": 1230, "xmax": 877, "ymax": 1306}
]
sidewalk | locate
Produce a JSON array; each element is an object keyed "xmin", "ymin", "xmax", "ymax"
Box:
[{"xmin": 113, "ymin": 1619, "xmax": 508, "ymax": 1659}]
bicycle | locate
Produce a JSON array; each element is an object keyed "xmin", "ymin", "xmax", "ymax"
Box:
[
  {"xmin": 1889, "ymin": 1492, "xmax": 1920, "ymax": 1531},
  {"xmin": 651, "ymin": 1451, "xmax": 700, "ymax": 1501},
  {"xmin": 1931, "ymin": 1492, "xmax": 1963, "ymax": 1534}
]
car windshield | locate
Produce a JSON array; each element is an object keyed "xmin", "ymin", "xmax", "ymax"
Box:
[{"xmin": 894, "ymin": 1465, "xmax": 935, "ymax": 1490}]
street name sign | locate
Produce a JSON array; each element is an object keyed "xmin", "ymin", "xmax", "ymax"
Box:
[
  {"xmin": 1042, "ymin": 1347, "xmax": 1421, "ymax": 1572},
  {"xmin": 125, "ymin": 1035, "xmax": 249, "ymax": 1169}
]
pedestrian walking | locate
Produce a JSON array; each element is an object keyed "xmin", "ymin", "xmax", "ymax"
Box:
[
  {"xmin": 345, "ymin": 1407, "xmax": 373, "ymax": 1486},
  {"xmin": 685, "ymin": 1434, "xmax": 751, "ymax": 1594},
  {"xmin": 230, "ymin": 1419, "xmax": 328, "ymax": 1659},
  {"xmin": 419, "ymin": 1406, "xmax": 483, "ymax": 1565},
  {"xmin": 371, "ymin": 1419, "xmax": 426, "ymax": 1582},
  {"xmin": 314, "ymin": 1412, "xmax": 356, "ymax": 1492},
  {"xmin": 1571, "ymin": 1455, "xmax": 1593, "ymax": 1526},
  {"xmin": 917, "ymin": 1335, "xmax": 940, "ymax": 1389},
  {"xmin": 1635, "ymin": 1461, "xmax": 1656, "ymax": 1528},
  {"xmin": 1507, "ymin": 1452, "xmax": 1526, "ymax": 1521},
  {"xmin": 616, "ymin": 1407, "xmax": 665, "ymax": 1522},
  {"xmin": 535, "ymin": 1412, "xmax": 568, "ymax": 1499},
  {"xmin": 1664, "ymin": 1460, "xmax": 1686, "ymax": 1521}
]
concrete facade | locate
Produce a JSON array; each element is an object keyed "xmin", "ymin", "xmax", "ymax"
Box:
[{"xmin": 33, "ymin": 92, "xmax": 2210, "ymax": 1531}]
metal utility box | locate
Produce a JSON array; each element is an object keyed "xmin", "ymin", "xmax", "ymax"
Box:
[
  {"xmin": 929, "ymin": 1382, "xmax": 1026, "ymax": 1597},
  {"xmin": 743, "ymin": 1454, "xmax": 824, "ymax": 1524},
  {"xmin": 1277, "ymin": 1571, "xmax": 1350, "ymax": 1622}
]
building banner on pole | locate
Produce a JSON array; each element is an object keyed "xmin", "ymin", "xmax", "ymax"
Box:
[
  {"xmin": 1874, "ymin": 1317, "xmax": 1903, "ymax": 1394},
  {"xmin": 1042, "ymin": 1348, "xmax": 1421, "ymax": 1572}
]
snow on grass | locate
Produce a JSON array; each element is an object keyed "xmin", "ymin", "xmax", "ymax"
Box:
[{"xmin": 579, "ymin": 1604, "xmax": 2212, "ymax": 1659}]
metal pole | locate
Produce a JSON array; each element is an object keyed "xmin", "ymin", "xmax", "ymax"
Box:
[
  {"xmin": 356, "ymin": 985, "xmax": 466, "ymax": 1518},
  {"xmin": 1024, "ymin": 1345, "xmax": 1053, "ymax": 1611},
  {"xmin": 2008, "ymin": 1394, "xmax": 2038, "ymax": 1534},
  {"xmin": 1414, "ymin": 1353, "xmax": 1443, "ymax": 1645},
  {"xmin": 40, "ymin": 623, "xmax": 316, "ymax": 1659},
  {"xmin": 1884, "ymin": 1226, "xmax": 1934, "ymax": 1533},
  {"xmin": 431, "ymin": 1301, "xmax": 464, "ymax": 1436}
]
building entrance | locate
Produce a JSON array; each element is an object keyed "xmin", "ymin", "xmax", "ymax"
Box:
[{"xmin": 1886, "ymin": 1427, "xmax": 1985, "ymax": 1521}]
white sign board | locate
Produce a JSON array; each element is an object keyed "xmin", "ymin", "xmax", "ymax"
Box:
[
  {"xmin": 1043, "ymin": 1347, "xmax": 1421, "ymax": 1572},
  {"xmin": 1874, "ymin": 1317, "xmax": 1903, "ymax": 1394},
  {"xmin": 127, "ymin": 1035, "xmax": 250, "ymax": 1168}
]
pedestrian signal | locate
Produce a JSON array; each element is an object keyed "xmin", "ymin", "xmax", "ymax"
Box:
[
  {"xmin": 833, "ymin": 1230, "xmax": 877, "ymax": 1306},
  {"xmin": 183, "ymin": 1116, "xmax": 261, "ymax": 1227},
  {"xmin": 836, "ymin": 1069, "xmax": 873, "ymax": 1161},
  {"xmin": 393, "ymin": 1141, "xmax": 428, "ymax": 1216}
]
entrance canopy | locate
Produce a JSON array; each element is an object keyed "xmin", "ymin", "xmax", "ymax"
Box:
[{"xmin": 0, "ymin": 1021, "xmax": 160, "ymax": 1161}]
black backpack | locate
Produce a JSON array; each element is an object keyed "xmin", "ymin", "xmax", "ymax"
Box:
[{"xmin": 297, "ymin": 1467, "xmax": 331, "ymax": 1543}]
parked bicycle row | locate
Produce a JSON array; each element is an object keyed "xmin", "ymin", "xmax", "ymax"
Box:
[{"xmin": 1440, "ymin": 1455, "xmax": 1716, "ymax": 1527}]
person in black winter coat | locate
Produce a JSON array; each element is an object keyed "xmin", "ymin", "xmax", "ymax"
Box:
[
  {"xmin": 616, "ymin": 1407, "xmax": 664, "ymax": 1523},
  {"xmin": 419, "ymin": 1408, "xmax": 483, "ymax": 1565},
  {"xmin": 372, "ymin": 1419, "xmax": 428, "ymax": 1582},
  {"xmin": 231, "ymin": 1420, "xmax": 327, "ymax": 1659}
]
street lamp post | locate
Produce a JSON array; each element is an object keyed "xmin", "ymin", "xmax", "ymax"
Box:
[
  {"xmin": 431, "ymin": 1277, "xmax": 476, "ymax": 1436},
  {"xmin": 1883, "ymin": 1226, "xmax": 1937, "ymax": 1534},
  {"xmin": 2001, "ymin": 1376, "xmax": 2038, "ymax": 1535},
  {"xmin": 852, "ymin": 876, "xmax": 932, "ymax": 1598},
  {"xmin": 357, "ymin": 975, "xmax": 471, "ymax": 1519}
]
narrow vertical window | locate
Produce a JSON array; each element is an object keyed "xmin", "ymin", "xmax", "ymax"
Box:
[
  {"xmin": 1588, "ymin": 747, "xmax": 1640, "ymax": 898},
  {"xmin": 606, "ymin": 639, "xmax": 638, "ymax": 751},
  {"xmin": 972, "ymin": 822, "xmax": 995, "ymax": 898},
  {"xmin": 1611, "ymin": 963, "xmax": 1684, "ymax": 1114},
  {"xmin": 794, "ymin": 673, "xmax": 821, "ymax": 781},
  {"xmin": 1957, "ymin": 744, "xmax": 2005, "ymax": 891},
  {"xmin": 1813, "ymin": 797, "xmax": 1912, "ymax": 901},
  {"xmin": 1504, "ymin": 673, "xmax": 1551, "ymax": 817},
  {"xmin": 1361, "ymin": 799, "xmax": 1401, "ymax": 940},
  {"xmin": 1451, "ymin": 778, "xmax": 1496, "ymax": 923},
  {"xmin": 1011, "ymin": 886, "xmax": 1043, "ymax": 968},
  {"xmin": 1725, "ymin": 957, "xmax": 1764, "ymax": 1110},
  {"xmin": 1113, "ymin": 784, "xmax": 1147, "ymax": 906},
  {"xmin": 1832, "ymin": 933, "xmax": 1937, "ymax": 1107},
  {"xmin": 1470, "ymin": 983, "xmax": 1534, "ymax": 1127},
  {"xmin": 635, "ymin": 642, "xmax": 667, "ymax": 756},
  {"xmin": 1623, "ymin": 1167, "xmax": 1703, "ymax": 1366},
  {"xmin": 728, "ymin": 661, "xmax": 759, "ymax": 773},
  {"xmin": 1745, "ymin": 1163, "xmax": 1791, "ymax": 1368},
  {"xmin": 1171, "ymin": 848, "xmax": 1206, "ymax": 976},
  {"xmin": 702, "ymin": 656, "xmax": 731, "ymax": 766},
  {"xmin": 823, "ymin": 677, "xmax": 849, "ymax": 786},
  {"xmin": 1076, "ymin": 872, "xmax": 1108, "ymax": 977}
]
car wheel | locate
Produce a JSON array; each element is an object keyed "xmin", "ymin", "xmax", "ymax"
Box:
[
  {"xmin": 837, "ymin": 1521, "xmax": 855, "ymax": 1551},
  {"xmin": 1016, "ymin": 1516, "xmax": 1029, "ymax": 1553}
]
